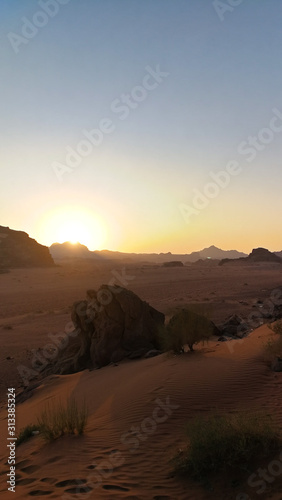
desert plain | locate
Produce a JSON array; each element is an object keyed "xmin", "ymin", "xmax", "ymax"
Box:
[{"xmin": 0, "ymin": 260, "xmax": 282, "ymax": 500}]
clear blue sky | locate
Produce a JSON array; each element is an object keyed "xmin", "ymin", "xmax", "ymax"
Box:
[{"xmin": 1, "ymin": 0, "xmax": 282, "ymax": 252}]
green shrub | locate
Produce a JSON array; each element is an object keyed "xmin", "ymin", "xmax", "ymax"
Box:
[
  {"xmin": 37, "ymin": 397, "xmax": 88, "ymax": 442},
  {"xmin": 174, "ymin": 411, "xmax": 280, "ymax": 481},
  {"xmin": 16, "ymin": 424, "xmax": 40, "ymax": 447},
  {"xmin": 163, "ymin": 308, "xmax": 215, "ymax": 353}
]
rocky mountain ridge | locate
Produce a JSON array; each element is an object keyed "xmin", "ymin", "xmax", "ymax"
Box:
[
  {"xmin": 49, "ymin": 243, "xmax": 248, "ymax": 263},
  {"xmin": 0, "ymin": 226, "xmax": 54, "ymax": 269}
]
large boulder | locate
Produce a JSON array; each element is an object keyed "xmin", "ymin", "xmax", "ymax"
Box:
[
  {"xmin": 219, "ymin": 314, "xmax": 249, "ymax": 338},
  {"xmin": 52, "ymin": 285, "xmax": 165, "ymax": 373}
]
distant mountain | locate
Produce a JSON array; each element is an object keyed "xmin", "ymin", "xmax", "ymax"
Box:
[
  {"xmin": 184, "ymin": 245, "xmax": 247, "ymax": 262},
  {"xmin": 49, "ymin": 242, "xmax": 247, "ymax": 264},
  {"xmin": 88, "ymin": 246, "xmax": 247, "ymax": 263},
  {"xmin": 0, "ymin": 226, "xmax": 54, "ymax": 268},
  {"xmin": 220, "ymin": 247, "xmax": 282, "ymax": 266},
  {"xmin": 275, "ymin": 250, "xmax": 282, "ymax": 259},
  {"xmin": 49, "ymin": 242, "xmax": 94, "ymax": 260}
]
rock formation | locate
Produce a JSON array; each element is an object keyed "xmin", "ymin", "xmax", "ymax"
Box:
[
  {"xmin": 219, "ymin": 247, "xmax": 282, "ymax": 266},
  {"xmin": 162, "ymin": 261, "xmax": 184, "ymax": 267},
  {"xmin": 49, "ymin": 242, "xmax": 98, "ymax": 261},
  {"xmin": 50, "ymin": 285, "xmax": 165, "ymax": 374},
  {"xmin": 48, "ymin": 244, "xmax": 247, "ymax": 264},
  {"xmin": 247, "ymin": 248, "xmax": 282, "ymax": 263},
  {"xmin": 218, "ymin": 314, "xmax": 249, "ymax": 338},
  {"xmin": 0, "ymin": 226, "xmax": 54, "ymax": 268}
]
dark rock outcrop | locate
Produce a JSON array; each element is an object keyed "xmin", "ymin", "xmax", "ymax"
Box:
[
  {"xmin": 162, "ymin": 261, "xmax": 184, "ymax": 267},
  {"xmin": 49, "ymin": 241, "xmax": 99, "ymax": 261},
  {"xmin": 51, "ymin": 285, "xmax": 165, "ymax": 373},
  {"xmin": 218, "ymin": 314, "xmax": 249, "ymax": 338},
  {"xmin": 271, "ymin": 357, "xmax": 282, "ymax": 372},
  {"xmin": 220, "ymin": 248, "xmax": 282, "ymax": 266},
  {"xmin": 247, "ymin": 248, "xmax": 282, "ymax": 263},
  {"xmin": 0, "ymin": 226, "xmax": 54, "ymax": 268}
]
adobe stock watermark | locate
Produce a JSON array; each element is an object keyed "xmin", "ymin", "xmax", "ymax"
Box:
[
  {"xmin": 213, "ymin": 0, "xmax": 245, "ymax": 22},
  {"xmin": 236, "ymin": 449, "xmax": 282, "ymax": 499},
  {"xmin": 7, "ymin": 0, "xmax": 71, "ymax": 54},
  {"xmin": 61, "ymin": 396, "xmax": 179, "ymax": 499},
  {"xmin": 179, "ymin": 108, "xmax": 282, "ymax": 224},
  {"xmin": 52, "ymin": 64, "xmax": 169, "ymax": 181},
  {"xmin": 17, "ymin": 267, "xmax": 135, "ymax": 387}
]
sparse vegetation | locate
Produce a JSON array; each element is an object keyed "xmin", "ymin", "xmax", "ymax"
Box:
[
  {"xmin": 37, "ymin": 397, "xmax": 88, "ymax": 441},
  {"xmin": 174, "ymin": 411, "xmax": 280, "ymax": 482},
  {"xmin": 265, "ymin": 321, "xmax": 282, "ymax": 361},
  {"xmin": 162, "ymin": 308, "xmax": 215, "ymax": 353},
  {"xmin": 16, "ymin": 424, "xmax": 40, "ymax": 447},
  {"xmin": 16, "ymin": 398, "xmax": 88, "ymax": 445}
]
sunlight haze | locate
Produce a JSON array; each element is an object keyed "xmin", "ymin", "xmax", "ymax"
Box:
[{"xmin": 1, "ymin": 0, "xmax": 282, "ymax": 253}]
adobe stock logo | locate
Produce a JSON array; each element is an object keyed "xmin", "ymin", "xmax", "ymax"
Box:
[
  {"xmin": 236, "ymin": 449, "xmax": 282, "ymax": 499},
  {"xmin": 213, "ymin": 0, "xmax": 245, "ymax": 22},
  {"xmin": 7, "ymin": 0, "xmax": 71, "ymax": 54}
]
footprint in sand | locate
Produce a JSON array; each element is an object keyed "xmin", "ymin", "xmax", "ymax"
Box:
[
  {"xmin": 55, "ymin": 479, "xmax": 93, "ymax": 495},
  {"xmin": 65, "ymin": 486, "xmax": 92, "ymax": 494},
  {"xmin": 40, "ymin": 478, "xmax": 57, "ymax": 484},
  {"xmin": 55, "ymin": 479, "xmax": 87, "ymax": 488},
  {"xmin": 28, "ymin": 491, "xmax": 53, "ymax": 496},
  {"xmin": 45, "ymin": 455, "xmax": 63, "ymax": 464},
  {"xmin": 16, "ymin": 459, "xmax": 31, "ymax": 469},
  {"xmin": 21, "ymin": 465, "xmax": 41, "ymax": 474},
  {"xmin": 103, "ymin": 485, "xmax": 130, "ymax": 491},
  {"xmin": 153, "ymin": 496, "xmax": 171, "ymax": 500},
  {"xmin": 17, "ymin": 478, "xmax": 37, "ymax": 486}
]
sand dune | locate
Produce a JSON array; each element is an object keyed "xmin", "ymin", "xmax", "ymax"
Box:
[{"xmin": 0, "ymin": 326, "xmax": 281, "ymax": 499}]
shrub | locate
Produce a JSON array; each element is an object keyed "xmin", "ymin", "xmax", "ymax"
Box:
[
  {"xmin": 271, "ymin": 321, "xmax": 282, "ymax": 336},
  {"xmin": 163, "ymin": 308, "xmax": 215, "ymax": 353},
  {"xmin": 16, "ymin": 424, "xmax": 40, "ymax": 447},
  {"xmin": 37, "ymin": 397, "xmax": 88, "ymax": 442},
  {"xmin": 265, "ymin": 321, "xmax": 282, "ymax": 361},
  {"xmin": 174, "ymin": 411, "xmax": 280, "ymax": 481}
]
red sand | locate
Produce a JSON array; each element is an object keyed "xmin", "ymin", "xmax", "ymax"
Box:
[{"xmin": 0, "ymin": 262, "xmax": 282, "ymax": 499}]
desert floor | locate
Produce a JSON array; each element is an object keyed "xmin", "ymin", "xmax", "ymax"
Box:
[{"xmin": 0, "ymin": 261, "xmax": 282, "ymax": 499}]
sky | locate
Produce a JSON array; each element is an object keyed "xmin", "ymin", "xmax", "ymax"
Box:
[{"xmin": 1, "ymin": 0, "xmax": 282, "ymax": 253}]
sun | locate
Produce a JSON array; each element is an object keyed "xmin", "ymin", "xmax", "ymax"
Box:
[
  {"xmin": 39, "ymin": 206, "xmax": 107, "ymax": 250},
  {"xmin": 59, "ymin": 220, "xmax": 91, "ymax": 246}
]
